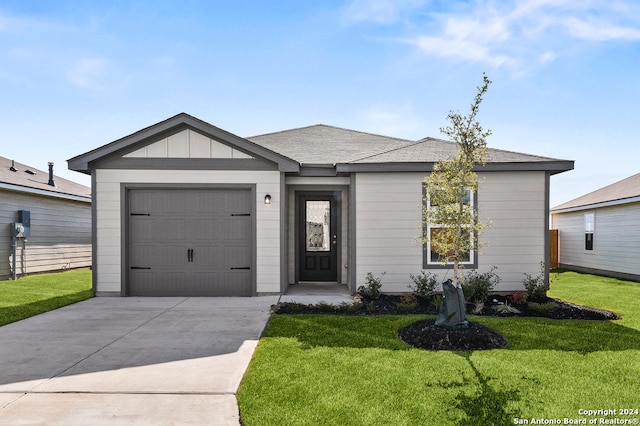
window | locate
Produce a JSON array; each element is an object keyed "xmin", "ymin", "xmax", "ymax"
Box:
[
  {"xmin": 423, "ymin": 185, "xmax": 477, "ymax": 268},
  {"xmin": 584, "ymin": 212, "xmax": 594, "ymax": 251}
]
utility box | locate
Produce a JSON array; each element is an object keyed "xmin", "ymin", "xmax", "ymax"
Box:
[
  {"xmin": 18, "ymin": 210, "xmax": 30, "ymax": 237},
  {"xmin": 11, "ymin": 223, "xmax": 25, "ymax": 238}
]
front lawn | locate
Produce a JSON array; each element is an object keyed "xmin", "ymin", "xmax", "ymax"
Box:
[
  {"xmin": 0, "ymin": 269, "xmax": 93, "ymax": 326},
  {"xmin": 238, "ymin": 271, "xmax": 640, "ymax": 425}
]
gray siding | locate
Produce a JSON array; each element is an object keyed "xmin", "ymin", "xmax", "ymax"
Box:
[
  {"xmin": 1, "ymin": 189, "xmax": 91, "ymax": 279},
  {"xmin": 552, "ymin": 202, "xmax": 640, "ymax": 279},
  {"xmin": 355, "ymin": 171, "xmax": 548, "ymax": 292}
]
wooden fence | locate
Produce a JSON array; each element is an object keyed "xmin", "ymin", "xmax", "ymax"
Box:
[{"xmin": 549, "ymin": 229, "xmax": 559, "ymax": 269}]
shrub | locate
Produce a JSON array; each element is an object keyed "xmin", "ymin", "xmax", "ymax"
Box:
[
  {"xmin": 408, "ymin": 271, "xmax": 438, "ymax": 299},
  {"xmin": 432, "ymin": 294, "xmax": 443, "ymax": 310},
  {"xmin": 358, "ymin": 272, "xmax": 385, "ymax": 300},
  {"xmin": 462, "ymin": 266, "xmax": 501, "ymax": 305},
  {"xmin": 507, "ymin": 291, "xmax": 528, "ymax": 305},
  {"xmin": 527, "ymin": 301, "xmax": 557, "ymax": 315},
  {"xmin": 492, "ymin": 303, "xmax": 522, "ymax": 315},
  {"xmin": 523, "ymin": 262, "xmax": 549, "ymax": 301},
  {"xmin": 395, "ymin": 294, "xmax": 419, "ymax": 311},
  {"xmin": 315, "ymin": 302, "xmax": 335, "ymax": 312},
  {"xmin": 338, "ymin": 301, "xmax": 364, "ymax": 313}
]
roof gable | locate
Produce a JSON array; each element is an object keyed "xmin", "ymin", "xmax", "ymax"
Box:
[
  {"xmin": 552, "ymin": 173, "xmax": 640, "ymax": 212},
  {"xmin": 68, "ymin": 113, "xmax": 299, "ymax": 173},
  {"xmin": 124, "ymin": 128, "xmax": 254, "ymax": 159}
]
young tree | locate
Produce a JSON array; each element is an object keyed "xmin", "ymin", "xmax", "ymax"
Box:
[
  {"xmin": 423, "ymin": 74, "xmax": 492, "ymax": 327},
  {"xmin": 422, "ymin": 74, "xmax": 491, "ymax": 328}
]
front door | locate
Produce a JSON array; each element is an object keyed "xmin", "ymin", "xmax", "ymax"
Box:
[{"xmin": 298, "ymin": 194, "xmax": 338, "ymax": 281}]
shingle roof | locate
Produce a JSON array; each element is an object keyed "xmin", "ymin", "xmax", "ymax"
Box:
[
  {"xmin": 0, "ymin": 156, "xmax": 91, "ymax": 200},
  {"xmin": 69, "ymin": 114, "xmax": 573, "ymax": 176},
  {"xmin": 249, "ymin": 124, "xmax": 570, "ymax": 166},
  {"xmin": 551, "ymin": 172, "xmax": 640, "ymax": 212},
  {"xmin": 248, "ymin": 124, "xmax": 415, "ymax": 164}
]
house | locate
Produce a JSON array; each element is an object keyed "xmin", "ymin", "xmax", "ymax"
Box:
[
  {"xmin": 0, "ymin": 157, "xmax": 92, "ymax": 279},
  {"xmin": 68, "ymin": 113, "xmax": 573, "ymax": 296},
  {"xmin": 551, "ymin": 173, "xmax": 640, "ymax": 281}
]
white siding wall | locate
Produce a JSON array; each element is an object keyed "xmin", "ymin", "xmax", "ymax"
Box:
[
  {"xmin": 94, "ymin": 169, "xmax": 281, "ymax": 294},
  {"xmin": 355, "ymin": 173, "xmax": 423, "ymax": 292},
  {"xmin": 552, "ymin": 202, "xmax": 640, "ymax": 277},
  {"xmin": 478, "ymin": 171, "xmax": 547, "ymax": 291},
  {"xmin": 0, "ymin": 189, "xmax": 91, "ymax": 279},
  {"xmin": 355, "ymin": 171, "xmax": 547, "ymax": 293}
]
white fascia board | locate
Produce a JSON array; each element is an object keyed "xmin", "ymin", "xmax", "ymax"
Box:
[
  {"xmin": 551, "ymin": 196, "xmax": 640, "ymax": 214},
  {"xmin": 0, "ymin": 182, "xmax": 91, "ymax": 203}
]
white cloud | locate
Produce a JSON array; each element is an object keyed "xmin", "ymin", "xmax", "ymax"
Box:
[
  {"xmin": 347, "ymin": 0, "xmax": 640, "ymax": 72},
  {"xmin": 67, "ymin": 58, "xmax": 108, "ymax": 88},
  {"xmin": 562, "ymin": 16, "xmax": 640, "ymax": 41}
]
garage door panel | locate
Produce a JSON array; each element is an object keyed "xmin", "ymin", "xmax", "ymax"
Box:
[
  {"xmin": 130, "ymin": 271, "xmax": 189, "ymax": 296},
  {"xmin": 128, "ymin": 188, "xmax": 253, "ymax": 296},
  {"xmin": 190, "ymin": 218, "xmax": 219, "ymax": 241},
  {"xmin": 224, "ymin": 217, "xmax": 251, "ymax": 242}
]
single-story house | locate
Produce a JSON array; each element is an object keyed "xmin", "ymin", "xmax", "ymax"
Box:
[
  {"xmin": 1, "ymin": 157, "xmax": 92, "ymax": 279},
  {"xmin": 68, "ymin": 113, "xmax": 573, "ymax": 296},
  {"xmin": 551, "ymin": 173, "xmax": 640, "ymax": 282}
]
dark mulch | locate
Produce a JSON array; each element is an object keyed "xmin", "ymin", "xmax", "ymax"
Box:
[
  {"xmin": 272, "ymin": 294, "xmax": 619, "ymax": 320},
  {"xmin": 398, "ymin": 319, "xmax": 508, "ymax": 351},
  {"xmin": 272, "ymin": 294, "xmax": 621, "ymax": 351}
]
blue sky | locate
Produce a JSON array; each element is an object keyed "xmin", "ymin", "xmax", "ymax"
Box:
[{"xmin": 1, "ymin": 0, "xmax": 639, "ymax": 207}]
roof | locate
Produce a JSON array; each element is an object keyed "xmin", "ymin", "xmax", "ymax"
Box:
[
  {"xmin": 551, "ymin": 172, "xmax": 640, "ymax": 213},
  {"xmin": 68, "ymin": 113, "xmax": 299, "ymax": 173},
  {"xmin": 248, "ymin": 124, "xmax": 415, "ymax": 164},
  {"xmin": 250, "ymin": 125, "xmax": 573, "ymax": 174},
  {"xmin": 0, "ymin": 156, "xmax": 91, "ymax": 202},
  {"xmin": 69, "ymin": 113, "xmax": 574, "ymax": 176}
]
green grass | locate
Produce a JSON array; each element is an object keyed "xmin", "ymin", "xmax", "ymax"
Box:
[
  {"xmin": 238, "ymin": 271, "xmax": 640, "ymax": 425},
  {"xmin": 0, "ymin": 269, "xmax": 93, "ymax": 326}
]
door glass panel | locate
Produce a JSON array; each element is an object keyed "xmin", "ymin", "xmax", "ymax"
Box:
[{"xmin": 306, "ymin": 201, "xmax": 330, "ymax": 252}]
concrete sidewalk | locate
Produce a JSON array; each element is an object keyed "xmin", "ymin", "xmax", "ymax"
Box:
[{"xmin": 0, "ymin": 296, "xmax": 278, "ymax": 425}]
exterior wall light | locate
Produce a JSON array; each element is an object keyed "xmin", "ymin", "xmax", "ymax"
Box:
[{"xmin": 264, "ymin": 194, "xmax": 272, "ymax": 205}]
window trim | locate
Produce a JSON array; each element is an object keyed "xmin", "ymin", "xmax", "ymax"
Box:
[
  {"xmin": 422, "ymin": 184, "xmax": 479, "ymax": 269},
  {"xmin": 584, "ymin": 211, "xmax": 595, "ymax": 252}
]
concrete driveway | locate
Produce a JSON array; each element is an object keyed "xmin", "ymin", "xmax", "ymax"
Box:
[{"xmin": 0, "ymin": 296, "xmax": 279, "ymax": 425}]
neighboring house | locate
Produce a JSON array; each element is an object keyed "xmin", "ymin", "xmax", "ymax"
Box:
[
  {"xmin": 68, "ymin": 113, "xmax": 573, "ymax": 296},
  {"xmin": 551, "ymin": 173, "xmax": 640, "ymax": 282},
  {"xmin": 1, "ymin": 157, "xmax": 92, "ymax": 279}
]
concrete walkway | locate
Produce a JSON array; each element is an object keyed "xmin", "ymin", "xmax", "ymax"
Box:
[{"xmin": 0, "ymin": 296, "xmax": 278, "ymax": 425}]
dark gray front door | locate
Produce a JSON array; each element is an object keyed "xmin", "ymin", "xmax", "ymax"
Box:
[
  {"xmin": 128, "ymin": 188, "xmax": 253, "ymax": 296},
  {"xmin": 298, "ymin": 194, "xmax": 338, "ymax": 282}
]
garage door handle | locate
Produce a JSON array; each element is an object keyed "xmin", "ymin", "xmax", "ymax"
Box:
[
  {"xmin": 187, "ymin": 248, "xmax": 194, "ymax": 262},
  {"xmin": 230, "ymin": 267, "xmax": 250, "ymax": 270},
  {"xmin": 131, "ymin": 266, "xmax": 151, "ymax": 270}
]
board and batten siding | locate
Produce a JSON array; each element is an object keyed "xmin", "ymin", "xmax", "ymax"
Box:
[
  {"xmin": 354, "ymin": 171, "xmax": 548, "ymax": 293},
  {"xmin": 0, "ymin": 189, "xmax": 91, "ymax": 279},
  {"xmin": 94, "ymin": 169, "xmax": 281, "ymax": 295},
  {"xmin": 552, "ymin": 202, "xmax": 640, "ymax": 279}
]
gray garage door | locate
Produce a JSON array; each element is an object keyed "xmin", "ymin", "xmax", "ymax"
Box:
[{"xmin": 127, "ymin": 188, "xmax": 253, "ymax": 296}]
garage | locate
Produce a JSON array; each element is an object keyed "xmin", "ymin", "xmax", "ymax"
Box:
[{"xmin": 127, "ymin": 187, "xmax": 254, "ymax": 296}]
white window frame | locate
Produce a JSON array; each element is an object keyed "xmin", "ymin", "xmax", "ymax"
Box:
[
  {"xmin": 423, "ymin": 187, "xmax": 477, "ymax": 268},
  {"xmin": 584, "ymin": 212, "xmax": 595, "ymax": 252}
]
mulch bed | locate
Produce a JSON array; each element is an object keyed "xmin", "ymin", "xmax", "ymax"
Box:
[
  {"xmin": 397, "ymin": 319, "xmax": 508, "ymax": 351},
  {"xmin": 272, "ymin": 294, "xmax": 620, "ymax": 351}
]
